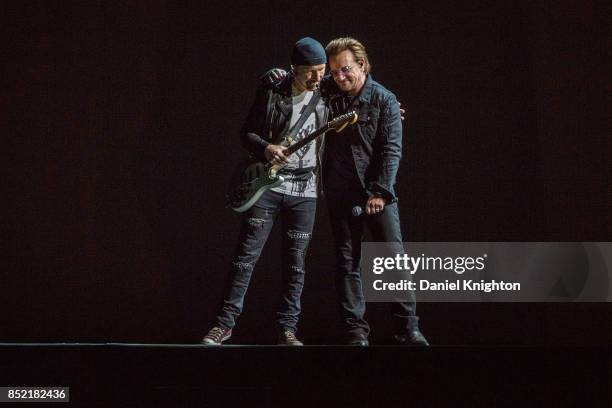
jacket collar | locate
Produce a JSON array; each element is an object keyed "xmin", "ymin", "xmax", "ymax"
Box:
[
  {"xmin": 276, "ymin": 71, "xmax": 295, "ymax": 97},
  {"xmin": 356, "ymin": 73, "xmax": 374, "ymax": 104}
]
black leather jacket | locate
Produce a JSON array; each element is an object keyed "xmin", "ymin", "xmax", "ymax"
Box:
[
  {"xmin": 323, "ymin": 74, "xmax": 403, "ymax": 203},
  {"xmin": 241, "ymin": 72, "xmax": 328, "ymax": 161}
]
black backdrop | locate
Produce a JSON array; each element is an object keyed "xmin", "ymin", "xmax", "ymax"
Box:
[{"xmin": 4, "ymin": 1, "xmax": 610, "ymax": 345}]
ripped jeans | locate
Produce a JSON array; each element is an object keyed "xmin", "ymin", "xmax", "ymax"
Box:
[{"xmin": 216, "ymin": 190, "xmax": 316, "ymax": 333}]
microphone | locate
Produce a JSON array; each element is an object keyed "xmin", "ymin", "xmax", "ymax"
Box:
[{"xmin": 352, "ymin": 205, "xmax": 385, "ymax": 217}]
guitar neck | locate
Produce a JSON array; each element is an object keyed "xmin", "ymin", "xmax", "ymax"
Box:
[{"xmin": 284, "ymin": 125, "xmax": 330, "ymax": 156}]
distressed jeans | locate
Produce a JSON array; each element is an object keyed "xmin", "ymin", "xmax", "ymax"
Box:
[
  {"xmin": 216, "ymin": 190, "xmax": 316, "ymax": 333},
  {"xmin": 326, "ymin": 190, "xmax": 418, "ymax": 338}
]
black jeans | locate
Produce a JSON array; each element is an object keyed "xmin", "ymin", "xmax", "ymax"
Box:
[
  {"xmin": 326, "ymin": 190, "xmax": 417, "ymax": 338},
  {"xmin": 216, "ymin": 190, "xmax": 316, "ymax": 333}
]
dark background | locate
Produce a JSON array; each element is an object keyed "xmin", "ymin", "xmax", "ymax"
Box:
[{"xmin": 3, "ymin": 1, "xmax": 610, "ymax": 345}]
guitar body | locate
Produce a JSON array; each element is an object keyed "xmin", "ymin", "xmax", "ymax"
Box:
[{"xmin": 227, "ymin": 161, "xmax": 284, "ymax": 213}]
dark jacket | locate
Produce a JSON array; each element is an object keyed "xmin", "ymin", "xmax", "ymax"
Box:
[
  {"xmin": 322, "ymin": 74, "xmax": 403, "ymax": 203},
  {"xmin": 241, "ymin": 72, "xmax": 328, "ymax": 161}
]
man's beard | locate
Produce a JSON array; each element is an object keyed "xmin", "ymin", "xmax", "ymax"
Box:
[
  {"xmin": 306, "ymin": 81, "xmax": 319, "ymax": 90},
  {"xmin": 337, "ymin": 79, "xmax": 353, "ymax": 90}
]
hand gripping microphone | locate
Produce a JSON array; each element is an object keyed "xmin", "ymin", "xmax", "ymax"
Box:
[{"xmin": 352, "ymin": 205, "xmax": 385, "ymax": 217}]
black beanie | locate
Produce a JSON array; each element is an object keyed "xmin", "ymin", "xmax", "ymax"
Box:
[{"xmin": 291, "ymin": 37, "xmax": 326, "ymax": 66}]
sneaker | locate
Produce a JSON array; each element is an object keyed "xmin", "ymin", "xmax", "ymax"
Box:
[
  {"xmin": 393, "ymin": 329, "xmax": 429, "ymax": 346},
  {"xmin": 201, "ymin": 326, "xmax": 232, "ymax": 345},
  {"xmin": 277, "ymin": 330, "xmax": 304, "ymax": 346},
  {"xmin": 346, "ymin": 333, "xmax": 369, "ymax": 346}
]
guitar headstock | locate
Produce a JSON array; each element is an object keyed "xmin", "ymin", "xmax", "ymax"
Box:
[{"xmin": 329, "ymin": 111, "xmax": 358, "ymax": 133}]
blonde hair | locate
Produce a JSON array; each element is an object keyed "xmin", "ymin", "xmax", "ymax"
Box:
[{"xmin": 325, "ymin": 37, "xmax": 371, "ymax": 75}]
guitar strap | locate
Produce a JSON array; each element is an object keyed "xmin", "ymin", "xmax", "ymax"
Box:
[
  {"xmin": 276, "ymin": 91, "xmax": 321, "ymax": 180},
  {"xmin": 281, "ymin": 90, "xmax": 321, "ymax": 144}
]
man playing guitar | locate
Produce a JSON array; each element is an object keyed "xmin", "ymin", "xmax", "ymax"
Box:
[{"xmin": 202, "ymin": 37, "xmax": 329, "ymax": 346}]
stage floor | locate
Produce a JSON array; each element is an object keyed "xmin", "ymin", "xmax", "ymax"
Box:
[{"xmin": 0, "ymin": 344, "xmax": 608, "ymax": 407}]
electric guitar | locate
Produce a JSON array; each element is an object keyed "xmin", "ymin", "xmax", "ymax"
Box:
[{"xmin": 227, "ymin": 111, "xmax": 358, "ymax": 212}]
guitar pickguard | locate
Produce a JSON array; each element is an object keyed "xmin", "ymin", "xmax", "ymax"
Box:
[{"xmin": 227, "ymin": 162, "xmax": 284, "ymax": 212}]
